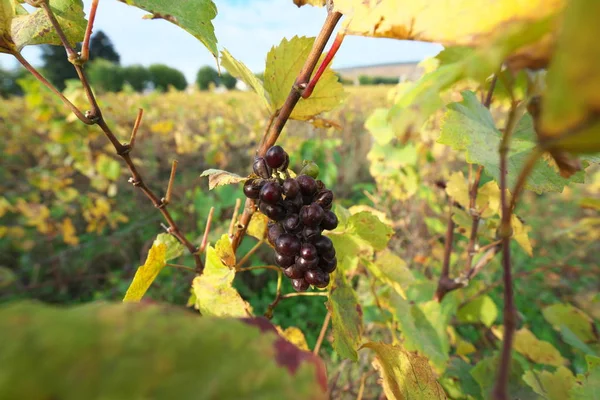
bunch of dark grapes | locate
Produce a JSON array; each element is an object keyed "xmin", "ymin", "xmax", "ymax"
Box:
[{"xmin": 243, "ymin": 145, "xmax": 338, "ymax": 292}]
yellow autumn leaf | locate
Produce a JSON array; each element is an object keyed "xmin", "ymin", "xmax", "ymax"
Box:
[
  {"xmin": 512, "ymin": 215, "xmax": 533, "ymax": 256},
  {"xmin": 445, "ymin": 171, "xmax": 470, "ymax": 209},
  {"xmin": 493, "ymin": 327, "xmax": 567, "ymax": 367},
  {"xmin": 193, "ymin": 246, "xmax": 252, "ymax": 317},
  {"xmin": 277, "ymin": 326, "xmax": 310, "ymax": 351},
  {"xmin": 523, "ymin": 366, "xmax": 576, "ymax": 400},
  {"xmin": 539, "ymin": 0, "xmax": 600, "ymax": 153},
  {"xmin": 61, "ymin": 218, "xmax": 79, "ymax": 246},
  {"xmin": 0, "ymin": 197, "xmax": 13, "ymax": 218},
  {"xmin": 123, "ymin": 234, "xmax": 184, "ymax": 302},
  {"xmin": 264, "ymin": 36, "xmax": 346, "ymax": 121},
  {"xmin": 362, "ymin": 342, "xmax": 448, "ymax": 400},
  {"xmin": 247, "ymin": 212, "xmax": 269, "ymax": 242},
  {"xmin": 221, "ymin": 49, "xmax": 271, "ymax": 112},
  {"xmin": 215, "ymin": 234, "xmax": 236, "ymax": 268},
  {"xmin": 335, "ymin": 0, "xmax": 563, "ymax": 69}
]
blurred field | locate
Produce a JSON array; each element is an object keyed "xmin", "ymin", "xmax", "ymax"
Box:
[{"xmin": 1, "ymin": 80, "xmax": 598, "ymax": 358}]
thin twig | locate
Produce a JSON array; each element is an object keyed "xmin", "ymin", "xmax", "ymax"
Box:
[
  {"xmin": 264, "ymin": 270, "xmax": 284, "ymax": 318},
  {"xmin": 434, "ymin": 197, "xmax": 459, "ymax": 301},
  {"xmin": 80, "ymin": 0, "xmax": 99, "ymax": 62},
  {"xmin": 313, "ymin": 310, "xmax": 332, "ymax": 355},
  {"xmin": 163, "ymin": 160, "xmax": 178, "ymax": 205},
  {"xmin": 199, "ymin": 207, "xmax": 215, "ymax": 254},
  {"xmin": 128, "ymin": 108, "xmax": 144, "ymax": 149},
  {"xmin": 228, "ymin": 198, "xmax": 242, "ymax": 239},
  {"xmin": 281, "ymin": 292, "xmax": 328, "ymax": 299},
  {"xmin": 231, "ymin": 11, "xmax": 343, "ymax": 251},
  {"xmin": 235, "ymin": 239, "xmax": 264, "ymax": 269},
  {"xmin": 356, "ymin": 372, "xmax": 368, "ymax": 400},
  {"xmin": 166, "ymin": 263, "xmax": 195, "ymax": 272},
  {"xmin": 237, "ymin": 265, "xmax": 280, "ymax": 273},
  {"xmin": 302, "ymin": 32, "xmax": 345, "ymax": 99}
]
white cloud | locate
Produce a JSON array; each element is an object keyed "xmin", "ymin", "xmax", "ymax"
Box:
[{"xmin": 0, "ymin": 0, "xmax": 443, "ymax": 83}]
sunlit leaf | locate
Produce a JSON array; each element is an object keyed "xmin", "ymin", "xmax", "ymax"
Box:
[
  {"xmin": 362, "ymin": 342, "xmax": 448, "ymax": 400},
  {"xmin": 523, "ymin": 366, "xmax": 576, "ymax": 400},
  {"xmin": 365, "ymin": 108, "xmax": 395, "ymax": 145},
  {"xmin": 511, "ymin": 328, "xmax": 567, "ymax": 366},
  {"xmin": 539, "ymin": 0, "xmax": 600, "ymax": 154},
  {"xmin": 543, "ymin": 303, "xmax": 596, "ymax": 343},
  {"xmin": 457, "ymin": 295, "xmax": 498, "ymax": 328},
  {"xmin": 264, "ymin": 36, "xmax": 346, "ymax": 120},
  {"xmin": 60, "ymin": 217, "xmax": 79, "ymax": 246},
  {"xmin": 365, "ymin": 249, "xmax": 414, "ymax": 297},
  {"xmin": 327, "ymin": 269, "xmax": 362, "ymax": 361},
  {"xmin": 123, "ymin": 233, "xmax": 184, "ymax": 302},
  {"xmin": 278, "ymin": 326, "xmax": 309, "ymax": 351},
  {"xmin": 247, "ymin": 212, "xmax": 269, "ymax": 242},
  {"xmin": 119, "ymin": 0, "xmax": 218, "ymax": 59},
  {"xmin": 221, "ymin": 49, "xmax": 271, "ymax": 112},
  {"xmin": 215, "ymin": 234, "xmax": 235, "ymax": 268},
  {"xmin": 193, "ymin": 246, "xmax": 252, "ymax": 317},
  {"xmin": 570, "ymin": 356, "xmax": 600, "ymax": 400},
  {"xmin": 511, "ymin": 215, "xmax": 533, "ymax": 256},
  {"xmin": 439, "ymin": 91, "xmax": 585, "ymax": 194},
  {"xmin": 347, "ymin": 211, "xmax": 393, "ymax": 251},
  {"xmin": 0, "ymin": 301, "xmax": 328, "ymax": 399},
  {"xmin": 200, "ymin": 169, "xmax": 248, "ymax": 190}
]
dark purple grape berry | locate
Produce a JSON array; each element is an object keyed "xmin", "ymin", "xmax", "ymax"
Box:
[
  {"xmin": 319, "ymin": 256, "xmax": 337, "ymax": 273},
  {"xmin": 297, "ymin": 175, "xmax": 317, "ymax": 196},
  {"xmin": 321, "ymin": 210, "xmax": 338, "ymax": 230},
  {"xmin": 282, "ymin": 178, "xmax": 300, "ymax": 199},
  {"xmin": 314, "ymin": 235, "xmax": 333, "ymax": 254},
  {"xmin": 280, "ymin": 154, "xmax": 290, "ymax": 171},
  {"xmin": 276, "ymin": 253, "xmax": 295, "ymax": 268},
  {"xmin": 300, "ymin": 203, "xmax": 325, "ymax": 227},
  {"xmin": 315, "ymin": 190, "xmax": 333, "ymax": 208},
  {"xmin": 260, "ymin": 182, "xmax": 282, "ymax": 204},
  {"xmin": 243, "ymin": 179, "xmax": 261, "ymax": 199},
  {"xmin": 300, "ymin": 243, "xmax": 318, "ymax": 260},
  {"xmin": 253, "ymin": 157, "xmax": 271, "ymax": 179},
  {"xmin": 302, "ymin": 226, "xmax": 321, "ymax": 242},
  {"xmin": 265, "ymin": 145, "xmax": 288, "ymax": 169},
  {"xmin": 284, "ymin": 265, "xmax": 304, "ymax": 279},
  {"xmin": 305, "ymin": 269, "xmax": 330, "ymax": 288},
  {"xmin": 282, "ymin": 214, "xmax": 302, "ymax": 234},
  {"xmin": 267, "ymin": 222, "xmax": 284, "ymax": 245},
  {"xmin": 302, "ymin": 195, "xmax": 313, "ymax": 205},
  {"xmin": 320, "ymin": 247, "xmax": 336, "ymax": 260},
  {"xmin": 291, "ymin": 278, "xmax": 310, "ymax": 292},
  {"xmin": 315, "ymin": 180, "xmax": 326, "ymax": 191},
  {"xmin": 275, "ymin": 233, "xmax": 301, "ymax": 256},
  {"xmin": 260, "ymin": 202, "xmax": 286, "ymax": 221},
  {"xmin": 296, "ymin": 256, "xmax": 318, "ymax": 270},
  {"xmin": 282, "ymin": 199, "xmax": 301, "ymax": 214}
]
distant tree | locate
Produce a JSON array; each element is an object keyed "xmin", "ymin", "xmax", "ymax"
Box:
[
  {"xmin": 358, "ymin": 75, "xmax": 372, "ymax": 85},
  {"xmin": 0, "ymin": 67, "xmax": 27, "ymax": 98},
  {"xmin": 122, "ymin": 65, "xmax": 150, "ymax": 92},
  {"xmin": 40, "ymin": 30, "xmax": 120, "ymax": 91},
  {"xmin": 86, "ymin": 60, "xmax": 125, "ymax": 93},
  {"xmin": 148, "ymin": 64, "xmax": 187, "ymax": 91},
  {"xmin": 221, "ymin": 72, "xmax": 237, "ymax": 90},
  {"xmin": 196, "ymin": 66, "xmax": 219, "ymax": 91}
]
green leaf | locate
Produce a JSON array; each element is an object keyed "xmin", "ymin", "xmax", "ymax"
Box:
[
  {"xmin": 119, "ymin": 0, "xmax": 218, "ymax": 59},
  {"xmin": 327, "ymin": 268, "xmax": 362, "ymax": 361},
  {"xmin": 7, "ymin": 0, "xmax": 86, "ymax": 52},
  {"xmin": 192, "ymin": 246, "xmax": 252, "ymax": 317},
  {"xmin": 0, "ymin": 301, "xmax": 328, "ymax": 399},
  {"xmin": 559, "ymin": 326, "xmax": 598, "ymax": 356},
  {"xmin": 439, "ymin": 90, "xmax": 585, "ymax": 194},
  {"xmin": 96, "ymin": 154, "xmax": 121, "ymax": 181},
  {"xmin": 264, "ymin": 36, "xmax": 346, "ymax": 120},
  {"xmin": 123, "ymin": 233, "xmax": 184, "ymax": 302},
  {"xmin": 539, "ymin": 0, "xmax": 600, "ymax": 154},
  {"xmin": 0, "ymin": 266, "xmax": 16, "ymax": 288},
  {"xmin": 365, "ymin": 249, "xmax": 414, "ymax": 297},
  {"xmin": 347, "ymin": 211, "xmax": 394, "ymax": 251},
  {"xmin": 440, "ymin": 358, "xmax": 482, "ymax": 400},
  {"xmin": 365, "ymin": 108, "xmax": 395, "ymax": 145},
  {"xmin": 523, "ymin": 366, "xmax": 576, "ymax": 400},
  {"xmin": 0, "ymin": 1, "xmax": 18, "ymax": 53},
  {"xmin": 457, "ymin": 295, "xmax": 498, "ymax": 328},
  {"xmin": 543, "ymin": 303, "xmax": 596, "ymax": 343},
  {"xmin": 570, "ymin": 356, "xmax": 600, "ymax": 400},
  {"xmin": 471, "ymin": 353, "xmax": 537, "ymax": 399},
  {"xmin": 221, "ymin": 49, "xmax": 270, "ymax": 112},
  {"xmin": 386, "ymin": 292, "xmax": 448, "ymax": 372},
  {"xmin": 200, "ymin": 169, "xmax": 248, "ymax": 190},
  {"xmin": 362, "ymin": 342, "xmax": 448, "ymax": 400}
]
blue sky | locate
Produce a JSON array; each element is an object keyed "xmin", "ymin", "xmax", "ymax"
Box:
[{"xmin": 0, "ymin": 0, "xmax": 443, "ymax": 83}]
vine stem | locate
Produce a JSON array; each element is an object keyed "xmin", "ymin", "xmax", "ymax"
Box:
[
  {"xmin": 230, "ymin": 10, "xmax": 343, "ymax": 251},
  {"xmin": 493, "ymin": 98, "xmax": 528, "ymax": 400},
  {"xmin": 235, "ymin": 239, "xmax": 264, "ymax": 269},
  {"xmin": 37, "ymin": 1, "xmax": 204, "ymax": 272},
  {"xmin": 313, "ymin": 310, "xmax": 332, "ymax": 355},
  {"xmin": 434, "ymin": 196, "xmax": 458, "ymax": 301}
]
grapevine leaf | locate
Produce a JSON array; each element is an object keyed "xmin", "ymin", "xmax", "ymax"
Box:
[
  {"xmin": 277, "ymin": 326, "xmax": 309, "ymax": 351},
  {"xmin": 221, "ymin": 49, "xmax": 271, "ymax": 112},
  {"xmin": 193, "ymin": 246, "xmax": 252, "ymax": 317},
  {"xmin": 559, "ymin": 326, "xmax": 598, "ymax": 356},
  {"xmin": 439, "ymin": 91, "xmax": 585, "ymax": 194},
  {"xmin": 471, "ymin": 353, "xmax": 537, "ymax": 399},
  {"xmin": 365, "ymin": 249, "xmax": 414, "ymax": 297},
  {"xmin": 511, "ymin": 328, "xmax": 567, "ymax": 366},
  {"xmin": 200, "ymin": 168, "xmax": 248, "ymax": 190},
  {"xmin": 543, "ymin": 303, "xmax": 597, "ymax": 343},
  {"xmin": 118, "ymin": 0, "xmax": 218, "ymax": 59},
  {"xmin": 365, "ymin": 108, "xmax": 395, "ymax": 146},
  {"xmin": 539, "ymin": 0, "xmax": 600, "ymax": 154},
  {"xmin": 523, "ymin": 367, "xmax": 576, "ymax": 400},
  {"xmin": 0, "ymin": 0, "xmax": 18, "ymax": 53},
  {"xmin": 440, "ymin": 358, "xmax": 482, "ymax": 400},
  {"xmin": 247, "ymin": 212, "xmax": 269, "ymax": 242},
  {"xmin": 362, "ymin": 342, "xmax": 448, "ymax": 400},
  {"xmin": 0, "ymin": 266, "xmax": 16, "ymax": 288},
  {"xmin": 215, "ymin": 234, "xmax": 235, "ymax": 268},
  {"xmin": 0, "ymin": 301, "xmax": 328, "ymax": 399},
  {"xmin": 457, "ymin": 295, "xmax": 498, "ymax": 327},
  {"xmin": 123, "ymin": 233, "xmax": 184, "ymax": 302},
  {"xmin": 446, "ymin": 172, "xmax": 501, "ymax": 219},
  {"xmin": 511, "ymin": 214, "xmax": 533, "ymax": 256},
  {"xmin": 386, "ymin": 292, "xmax": 448, "ymax": 372},
  {"xmin": 327, "ymin": 268, "xmax": 363, "ymax": 361},
  {"xmin": 570, "ymin": 358, "xmax": 600, "ymax": 400},
  {"xmin": 347, "ymin": 211, "xmax": 393, "ymax": 251},
  {"xmin": 264, "ymin": 36, "xmax": 346, "ymax": 120}
]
